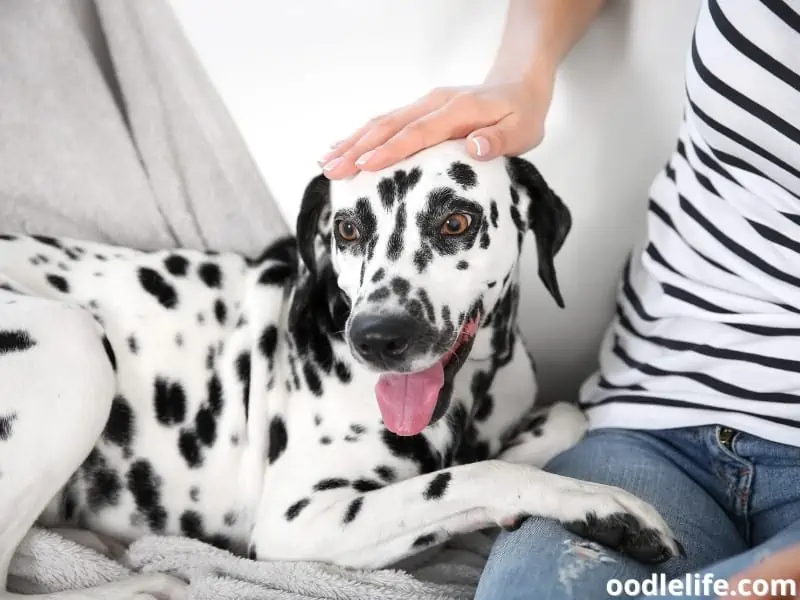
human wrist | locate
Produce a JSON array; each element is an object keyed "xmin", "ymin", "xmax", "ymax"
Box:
[{"xmin": 484, "ymin": 52, "xmax": 556, "ymax": 97}]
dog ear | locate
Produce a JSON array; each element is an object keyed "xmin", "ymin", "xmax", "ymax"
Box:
[
  {"xmin": 296, "ymin": 173, "xmax": 332, "ymax": 277},
  {"xmin": 290, "ymin": 174, "xmax": 333, "ymax": 327},
  {"xmin": 505, "ymin": 156, "xmax": 572, "ymax": 308}
]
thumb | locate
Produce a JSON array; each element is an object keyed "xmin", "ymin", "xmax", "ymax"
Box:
[{"xmin": 466, "ymin": 116, "xmax": 541, "ymax": 161}]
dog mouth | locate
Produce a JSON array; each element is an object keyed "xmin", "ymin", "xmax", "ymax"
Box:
[{"xmin": 374, "ymin": 314, "xmax": 480, "ymax": 437}]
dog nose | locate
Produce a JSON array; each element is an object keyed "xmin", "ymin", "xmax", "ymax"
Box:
[{"xmin": 349, "ymin": 313, "xmax": 415, "ymax": 366}]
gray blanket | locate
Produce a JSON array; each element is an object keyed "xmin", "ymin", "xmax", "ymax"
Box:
[
  {"xmin": 0, "ymin": 1, "xmax": 493, "ymax": 598},
  {"xmin": 9, "ymin": 527, "xmax": 493, "ymax": 599}
]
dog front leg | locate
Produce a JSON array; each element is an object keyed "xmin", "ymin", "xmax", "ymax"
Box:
[{"xmin": 252, "ymin": 460, "xmax": 682, "ymax": 569}]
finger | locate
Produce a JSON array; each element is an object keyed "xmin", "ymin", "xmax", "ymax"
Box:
[
  {"xmin": 352, "ymin": 96, "xmax": 495, "ymax": 172},
  {"xmin": 465, "ymin": 115, "xmax": 541, "ymax": 161},
  {"xmin": 321, "ymin": 92, "xmax": 451, "ymax": 178}
]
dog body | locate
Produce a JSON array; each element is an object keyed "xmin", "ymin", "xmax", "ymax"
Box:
[{"xmin": 0, "ymin": 143, "xmax": 679, "ymax": 598}]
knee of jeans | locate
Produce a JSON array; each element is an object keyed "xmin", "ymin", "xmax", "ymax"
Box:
[
  {"xmin": 477, "ymin": 517, "xmax": 659, "ymax": 600},
  {"xmin": 477, "ymin": 518, "xmax": 619, "ymax": 600}
]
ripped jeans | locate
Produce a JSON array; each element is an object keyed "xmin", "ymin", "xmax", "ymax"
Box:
[{"xmin": 475, "ymin": 427, "xmax": 800, "ymax": 599}]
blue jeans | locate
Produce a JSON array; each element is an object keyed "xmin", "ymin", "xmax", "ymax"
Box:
[{"xmin": 475, "ymin": 426, "xmax": 800, "ymax": 599}]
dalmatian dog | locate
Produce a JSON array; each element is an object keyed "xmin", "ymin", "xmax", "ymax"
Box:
[{"xmin": 0, "ymin": 141, "xmax": 682, "ymax": 599}]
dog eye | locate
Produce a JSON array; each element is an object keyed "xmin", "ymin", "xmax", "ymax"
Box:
[
  {"xmin": 336, "ymin": 219, "xmax": 360, "ymax": 242},
  {"xmin": 440, "ymin": 213, "xmax": 472, "ymax": 236}
]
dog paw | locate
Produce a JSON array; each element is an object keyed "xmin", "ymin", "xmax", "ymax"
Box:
[{"xmin": 559, "ymin": 485, "xmax": 684, "ymax": 564}]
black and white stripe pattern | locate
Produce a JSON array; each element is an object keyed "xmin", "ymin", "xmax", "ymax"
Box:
[{"xmin": 580, "ymin": 0, "xmax": 800, "ymax": 446}]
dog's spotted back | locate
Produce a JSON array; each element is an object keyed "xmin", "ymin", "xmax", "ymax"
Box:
[{"xmin": 0, "ymin": 143, "xmax": 681, "ymax": 596}]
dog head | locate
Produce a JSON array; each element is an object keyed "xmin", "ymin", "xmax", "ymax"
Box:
[{"xmin": 294, "ymin": 141, "xmax": 571, "ymax": 436}]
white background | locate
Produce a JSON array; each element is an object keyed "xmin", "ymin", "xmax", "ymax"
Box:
[{"xmin": 168, "ymin": 0, "xmax": 701, "ymax": 402}]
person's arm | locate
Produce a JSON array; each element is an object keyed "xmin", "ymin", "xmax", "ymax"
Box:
[{"xmin": 321, "ymin": 0, "xmax": 606, "ymax": 179}]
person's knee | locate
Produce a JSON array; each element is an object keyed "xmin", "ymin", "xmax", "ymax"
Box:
[{"xmin": 476, "ymin": 516, "xmax": 655, "ymax": 600}]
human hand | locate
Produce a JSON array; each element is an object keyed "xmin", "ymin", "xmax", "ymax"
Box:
[
  {"xmin": 729, "ymin": 544, "xmax": 800, "ymax": 599},
  {"xmin": 319, "ymin": 73, "xmax": 554, "ymax": 180}
]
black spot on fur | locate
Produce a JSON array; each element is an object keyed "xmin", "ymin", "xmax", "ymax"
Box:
[
  {"xmin": 195, "ymin": 405, "xmax": 217, "ymax": 446},
  {"xmin": 178, "ymin": 430, "xmax": 202, "ymax": 468},
  {"xmin": 103, "ymin": 395, "xmax": 134, "ymax": 454},
  {"xmin": 320, "ymin": 436, "xmax": 332, "ymax": 445},
  {"xmin": 378, "ymin": 178, "xmax": 396, "ymax": 211},
  {"xmin": 138, "ymin": 267, "xmax": 178, "ymax": 309},
  {"xmin": 189, "ymin": 487, "xmax": 200, "ymax": 502},
  {"xmin": 154, "ymin": 378, "xmax": 186, "ymax": 426},
  {"xmin": 46, "ymin": 273, "xmax": 69, "ymax": 293},
  {"xmin": 32, "ymin": 235, "xmax": 61, "ymax": 249},
  {"xmin": 457, "ymin": 260, "xmax": 469, "ymax": 270},
  {"xmin": 286, "ymin": 498, "xmax": 310, "ymax": 521},
  {"xmin": 224, "ymin": 511, "xmax": 238, "ymax": 526},
  {"xmin": 334, "ymin": 361, "xmax": 351, "ymax": 384},
  {"xmin": 207, "ymin": 374, "xmax": 224, "ymax": 415},
  {"xmin": 378, "ymin": 168, "xmax": 422, "ymax": 211},
  {"xmin": 471, "ymin": 370, "xmax": 494, "ymax": 422},
  {"xmin": 198, "ymin": 263, "xmax": 222, "ymax": 288},
  {"xmin": 371, "ymin": 268, "xmax": 385, "ymax": 283},
  {"xmin": 353, "ymin": 198, "xmax": 378, "ymax": 251},
  {"xmin": 447, "ymin": 162, "xmax": 477, "ymax": 189},
  {"xmin": 394, "ymin": 167, "xmax": 422, "ymax": 200},
  {"xmin": 367, "ymin": 287, "xmax": 390, "ymax": 303},
  {"xmin": 127, "ymin": 335, "xmax": 139, "ymax": 354},
  {"xmin": 268, "ymin": 416, "xmax": 288, "ymax": 464},
  {"xmin": 180, "ymin": 510, "xmax": 204, "ymax": 538},
  {"xmin": 127, "ymin": 459, "xmax": 167, "ymax": 532},
  {"xmin": 0, "ymin": 330, "xmax": 35, "ymax": 355},
  {"xmin": 413, "ymin": 245, "xmax": 433, "ymax": 273},
  {"xmin": 303, "ymin": 362, "xmax": 323, "ymax": 396},
  {"xmin": 386, "ymin": 204, "xmax": 406, "ymax": 261},
  {"xmin": 343, "ymin": 497, "xmax": 363, "ymax": 524},
  {"xmin": 479, "ymin": 219, "xmax": 491, "ymax": 249},
  {"xmin": 412, "ymin": 533, "xmax": 438, "ymax": 548},
  {"xmin": 214, "ymin": 300, "xmax": 227, "ymax": 325},
  {"xmin": 417, "ymin": 289, "xmax": 436, "ymax": 324},
  {"xmin": 424, "ymin": 472, "xmax": 452, "ymax": 500},
  {"xmin": 259, "ymin": 326, "xmax": 278, "ymax": 362},
  {"xmin": 236, "ymin": 352, "xmax": 251, "ymax": 418},
  {"xmin": 382, "ymin": 429, "xmax": 440, "ymax": 474},
  {"xmin": 375, "ymin": 465, "xmax": 397, "ymax": 483},
  {"xmin": 164, "ymin": 255, "xmax": 189, "ymax": 276},
  {"xmin": 391, "ymin": 277, "xmax": 410, "ymax": 300},
  {"xmin": 0, "ymin": 413, "xmax": 17, "ymax": 441},
  {"xmin": 314, "ymin": 478, "xmax": 350, "ymax": 491},
  {"xmin": 352, "ymin": 479, "xmax": 383, "ymax": 492},
  {"xmin": 82, "ymin": 449, "xmax": 122, "ymax": 511},
  {"xmin": 490, "ymin": 200, "xmax": 499, "ymax": 228}
]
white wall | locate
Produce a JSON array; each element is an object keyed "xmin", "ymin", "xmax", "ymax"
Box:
[{"xmin": 168, "ymin": 0, "xmax": 701, "ymax": 402}]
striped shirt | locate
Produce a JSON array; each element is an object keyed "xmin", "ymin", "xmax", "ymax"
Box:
[{"xmin": 579, "ymin": 0, "xmax": 800, "ymax": 447}]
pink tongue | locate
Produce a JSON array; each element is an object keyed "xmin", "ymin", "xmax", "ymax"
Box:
[{"xmin": 375, "ymin": 362, "xmax": 444, "ymax": 436}]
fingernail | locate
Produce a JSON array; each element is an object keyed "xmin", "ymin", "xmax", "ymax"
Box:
[
  {"xmin": 470, "ymin": 136, "xmax": 490, "ymax": 157},
  {"xmin": 322, "ymin": 156, "xmax": 344, "ymax": 172},
  {"xmin": 355, "ymin": 150, "xmax": 376, "ymax": 167},
  {"xmin": 318, "ymin": 149, "xmax": 337, "ymax": 165}
]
